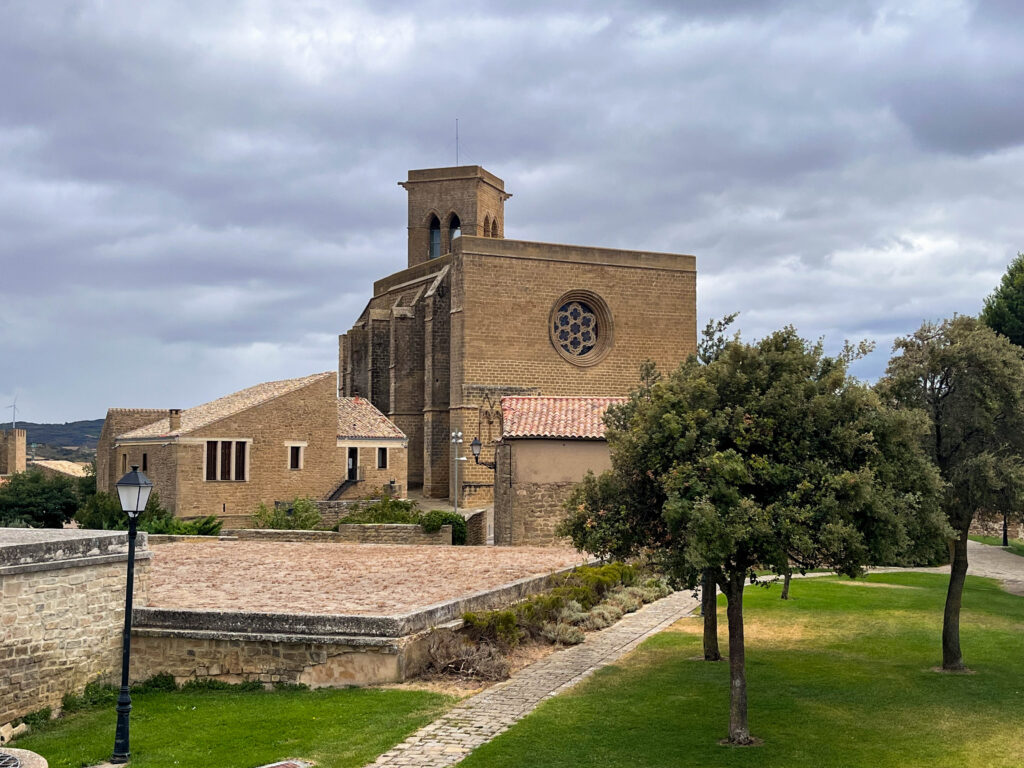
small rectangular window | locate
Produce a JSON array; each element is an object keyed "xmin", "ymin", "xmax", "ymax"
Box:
[
  {"xmin": 220, "ymin": 441, "xmax": 232, "ymax": 480},
  {"xmin": 289, "ymin": 445, "xmax": 301, "ymax": 470},
  {"xmin": 142, "ymin": 453, "xmax": 148, "ymax": 472},
  {"xmin": 377, "ymin": 447, "xmax": 387, "ymax": 469},
  {"xmin": 206, "ymin": 441, "xmax": 218, "ymax": 481},
  {"xmin": 121, "ymin": 454, "xmax": 127, "ymax": 473},
  {"xmin": 235, "ymin": 441, "xmax": 247, "ymax": 480}
]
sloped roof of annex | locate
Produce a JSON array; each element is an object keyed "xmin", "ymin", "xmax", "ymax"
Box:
[
  {"xmin": 337, "ymin": 397, "xmax": 406, "ymax": 442},
  {"xmin": 116, "ymin": 372, "xmax": 335, "ymax": 441}
]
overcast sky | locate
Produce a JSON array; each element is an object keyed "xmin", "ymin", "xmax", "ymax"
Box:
[{"xmin": 2, "ymin": 0, "xmax": 1023, "ymax": 424}]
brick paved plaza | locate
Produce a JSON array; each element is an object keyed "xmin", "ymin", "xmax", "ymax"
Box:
[{"xmin": 145, "ymin": 540, "xmax": 588, "ymax": 615}]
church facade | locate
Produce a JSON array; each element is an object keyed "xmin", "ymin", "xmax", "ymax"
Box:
[{"xmin": 339, "ymin": 165, "xmax": 698, "ymax": 505}]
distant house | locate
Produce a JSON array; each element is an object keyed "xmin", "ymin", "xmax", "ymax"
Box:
[
  {"xmin": 0, "ymin": 429, "xmax": 27, "ymax": 486},
  {"xmin": 494, "ymin": 396, "xmax": 626, "ymax": 546},
  {"xmin": 97, "ymin": 373, "xmax": 407, "ymax": 520},
  {"xmin": 28, "ymin": 460, "xmax": 90, "ymax": 481}
]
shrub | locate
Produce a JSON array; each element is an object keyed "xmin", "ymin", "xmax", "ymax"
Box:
[
  {"xmin": 253, "ymin": 497, "xmax": 322, "ymax": 530},
  {"xmin": 339, "ymin": 493, "xmax": 421, "ymax": 525},
  {"xmin": 421, "ymin": 509, "xmax": 467, "ymax": 544},
  {"xmin": 424, "ymin": 628, "xmax": 510, "ymax": 680},
  {"xmin": 463, "ymin": 609, "xmax": 524, "ymax": 649},
  {"xmin": 16, "ymin": 707, "xmax": 52, "ymax": 730},
  {"xmin": 541, "ymin": 621, "xmax": 585, "ymax": 645},
  {"xmin": 180, "ymin": 678, "xmax": 264, "ymax": 692},
  {"xmin": 73, "ymin": 490, "xmax": 209, "ymax": 535},
  {"xmin": 132, "ymin": 673, "xmax": 178, "ymax": 693},
  {"xmin": 61, "ymin": 681, "xmax": 118, "ymax": 713}
]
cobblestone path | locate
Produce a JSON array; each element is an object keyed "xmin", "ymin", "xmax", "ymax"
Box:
[{"xmin": 366, "ymin": 589, "xmax": 700, "ymax": 767}]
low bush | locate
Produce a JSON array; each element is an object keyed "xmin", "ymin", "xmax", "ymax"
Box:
[
  {"xmin": 338, "ymin": 493, "xmax": 421, "ymax": 525},
  {"xmin": 179, "ymin": 678, "xmax": 264, "ymax": 693},
  {"xmin": 61, "ymin": 681, "xmax": 118, "ymax": 713},
  {"xmin": 131, "ymin": 673, "xmax": 178, "ymax": 693},
  {"xmin": 253, "ymin": 497, "xmax": 322, "ymax": 530},
  {"xmin": 75, "ymin": 492, "xmax": 222, "ymax": 535},
  {"xmin": 421, "ymin": 510, "xmax": 467, "ymax": 544},
  {"xmin": 15, "ymin": 707, "xmax": 52, "ymax": 730},
  {"xmin": 540, "ymin": 621, "xmax": 585, "ymax": 645},
  {"xmin": 423, "ymin": 628, "xmax": 510, "ymax": 680}
]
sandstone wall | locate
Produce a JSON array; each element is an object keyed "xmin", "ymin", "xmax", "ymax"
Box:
[
  {"xmin": 129, "ymin": 634, "xmax": 407, "ymax": 688},
  {"xmin": 0, "ymin": 530, "xmax": 151, "ymax": 728},
  {"xmin": 218, "ymin": 525, "xmax": 451, "ymax": 546}
]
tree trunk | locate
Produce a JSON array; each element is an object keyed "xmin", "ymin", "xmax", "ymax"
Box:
[
  {"xmin": 942, "ymin": 529, "xmax": 970, "ymax": 671},
  {"xmin": 724, "ymin": 574, "xmax": 753, "ymax": 744},
  {"xmin": 781, "ymin": 569, "xmax": 792, "ymax": 600},
  {"xmin": 702, "ymin": 569, "xmax": 721, "ymax": 661}
]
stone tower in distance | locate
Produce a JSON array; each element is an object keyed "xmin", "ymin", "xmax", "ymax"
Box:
[{"xmin": 399, "ymin": 166, "xmax": 512, "ymax": 268}]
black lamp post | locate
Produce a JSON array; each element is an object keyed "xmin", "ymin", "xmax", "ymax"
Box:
[
  {"xmin": 470, "ymin": 437, "xmax": 496, "ymax": 470},
  {"xmin": 111, "ymin": 465, "xmax": 153, "ymax": 764},
  {"xmin": 1004, "ymin": 512, "xmax": 1010, "ymax": 548}
]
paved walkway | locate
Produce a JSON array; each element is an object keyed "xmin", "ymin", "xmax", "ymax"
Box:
[
  {"xmin": 963, "ymin": 538, "xmax": 1024, "ymax": 595},
  {"xmin": 366, "ymin": 589, "xmax": 700, "ymax": 767}
]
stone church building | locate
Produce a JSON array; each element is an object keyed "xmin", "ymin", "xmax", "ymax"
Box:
[{"xmin": 339, "ymin": 166, "xmax": 698, "ymax": 507}]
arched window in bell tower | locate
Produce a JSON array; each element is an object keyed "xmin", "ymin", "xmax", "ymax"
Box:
[
  {"xmin": 428, "ymin": 215, "xmax": 441, "ymax": 259},
  {"xmin": 491, "ymin": 218, "xmax": 499, "ymax": 238},
  {"xmin": 447, "ymin": 213, "xmax": 462, "ymax": 250},
  {"xmin": 483, "ymin": 215, "xmax": 491, "ymax": 237}
]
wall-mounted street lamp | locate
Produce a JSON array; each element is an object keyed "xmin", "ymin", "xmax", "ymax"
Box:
[
  {"xmin": 110, "ymin": 465, "xmax": 153, "ymax": 764},
  {"xmin": 469, "ymin": 437, "xmax": 496, "ymax": 469}
]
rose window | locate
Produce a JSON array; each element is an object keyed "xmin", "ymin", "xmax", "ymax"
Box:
[{"xmin": 553, "ymin": 301, "xmax": 598, "ymax": 357}]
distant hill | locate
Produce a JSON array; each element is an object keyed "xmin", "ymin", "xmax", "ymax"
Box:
[{"xmin": 8, "ymin": 420, "xmax": 105, "ymax": 460}]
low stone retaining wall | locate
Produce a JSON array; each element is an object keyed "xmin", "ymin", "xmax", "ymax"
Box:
[
  {"xmin": 970, "ymin": 515, "xmax": 1024, "ymax": 541},
  {"xmin": 215, "ymin": 525, "xmax": 452, "ymax": 546},
  {"xmin": 0, "ymin": 529, "xmax": 151, "ymax": 730},
  {"xmin": 465, "ymin": 509, "xmax": 490, "ymax": 546},
  {"xmin": 129, "ymin": 560, "xmax": 591, "ymax": 687}
]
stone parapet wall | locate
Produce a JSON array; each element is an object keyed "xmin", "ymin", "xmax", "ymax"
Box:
[
  {"xmin": 465, "ymin": 509, "xmax": 488, "ymax": 546},
  {"xmin": 220, "ymin": 525, "xmax": 452, "ymax": 546},
  {"xmin": 130, "ymin": 633, "xmax": 408, "ymax": 688},
  {"xmin": 0, "ymin": 530, "xmax": 151, "ymax": 728},
  {"xmin": 970, "ymin": 515, "xmax": 1024, "ymax": 541}
]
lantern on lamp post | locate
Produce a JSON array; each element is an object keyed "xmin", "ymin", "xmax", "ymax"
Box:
[
  {"xmin": 469, "ymin": 436, "xmax": 496, "ymax": 469},
  {"xmin": 110, "ymin": 465, "xmax": 152, "ymax": 764}
]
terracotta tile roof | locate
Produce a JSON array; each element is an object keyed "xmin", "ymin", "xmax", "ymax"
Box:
[
  {"xmin": 501, "ymin": 396, "xmax": 628, "ymax": 440},
  {"xmin": 29, "ymin": 460, "xmax": 91, "ymax": 478},
  {"xmin": 118, "ymin": 372, "xmax": 334, "ymax": 439},
  {"xmin": 337, "ymin": 397, "xmax": 406, "ymax": 440}
]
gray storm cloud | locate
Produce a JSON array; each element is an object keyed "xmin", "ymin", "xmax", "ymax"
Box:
[{"xmin": 0, "ymin": 0, "xmax": 1022, "ymax": 420}]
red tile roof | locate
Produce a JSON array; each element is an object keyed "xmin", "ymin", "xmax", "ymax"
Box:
[{"xmin": 501, "ymin": 396, "xmax": 627, "ymax": 440}]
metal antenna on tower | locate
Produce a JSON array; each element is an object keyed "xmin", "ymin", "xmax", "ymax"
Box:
[{"xmin": 6, "ymin": 396, "xmax": 17, "ymax": 430}]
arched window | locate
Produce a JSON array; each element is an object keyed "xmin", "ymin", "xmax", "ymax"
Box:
[
  {"xmin": 448, "ymin": 213, "xmax": 461, "ymax": 247},
  {"xmin": 483, "ymin": 215, "xmax": 491, "ymax": 237},
  {"xmin": 491, "ymin": 218, "xmax": 498, "ymax": 238},
  {"xmin": 428, "ymin": 215, "xmax": 441, "ymax": 259}
]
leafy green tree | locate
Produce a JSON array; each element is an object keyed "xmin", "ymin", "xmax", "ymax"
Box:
[
  {"xmin": 561, "ymin": 328, "xmax": 945, "ymax": 744},
  {"xmin": 880, "ymin": 316, "xmax": 1024, "ymax": 670},
  {"xmin": 981, "ymin": 252, "xmax": 1024, "ymax": 348},
  {"xmin": 0, "ymin": 469, "xmax": 80, "ymax": 528}
]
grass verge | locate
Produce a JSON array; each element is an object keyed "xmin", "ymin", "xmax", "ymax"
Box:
[
  {"xmin": 13, "ymin": 685, "xmax": 452, "ymax": 768},
  {"xmin": 968, "ymin": 534, "xmax": 1024, "ymax": 558},
  {"xmin": 460, "ymin": 572, "xmax": 1024, "ymax": 768}
]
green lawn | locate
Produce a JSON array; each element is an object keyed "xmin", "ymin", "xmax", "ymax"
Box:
[
  {"xmin": 460, "ymin": 572, "xmax": 1024, "ymax": 768},
  {"xmin": 14, "ymin": 686, "xmax": 452, "ymax": 768},
  {"xmin": 969, "ymin": 534, "xmax": 1024, "ymax": 558}
]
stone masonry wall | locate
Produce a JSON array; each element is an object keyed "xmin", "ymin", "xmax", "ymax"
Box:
[
  {"xmin": 495, "ymin": 480, "xmax": 576, "ymax": 547},
  {"xmin": 130, "ymin": 634, "xmax": 406, "ymax": 688},
  {"xmin": 0, "ymin": 531, "xmax": 151, "ymax": 728},
  {"xmin": 220, "ymin": 525, "xmax": 452, "ymax": 546},
  {"xmin": 970, "ymin": 514, "xmax": 1024, "ymax": 541}
]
